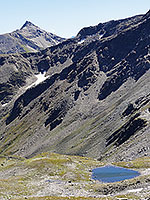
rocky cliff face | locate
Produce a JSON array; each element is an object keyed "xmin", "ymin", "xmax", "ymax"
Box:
[
  {"xmin": 1, "ymin": 11, "xmax": 150, "ymax": 162},
  {"xmin": 0, "ymin": 21, "xmax": 65, "ymax": 54}
]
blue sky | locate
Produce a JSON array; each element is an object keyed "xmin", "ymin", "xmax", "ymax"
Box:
[{"xmin": 0, "ymin": 0, "xmax": 149, "ymax": 38}]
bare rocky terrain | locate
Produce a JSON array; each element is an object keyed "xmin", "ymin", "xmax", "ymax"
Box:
[
  {"xmin": 1, "ymin": 10, "xmax": 150, "ymax": 199},
  {"xmin": 0, "ymin": 21, "xmax": 65, "ymax": 54}
]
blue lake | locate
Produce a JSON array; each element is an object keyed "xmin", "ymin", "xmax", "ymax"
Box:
[{"xmin": 92, "ymin": 165, "xmax": 140, "ymax": 183}]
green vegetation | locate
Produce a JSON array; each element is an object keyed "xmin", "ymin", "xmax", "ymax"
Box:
[
  {"xmin": 114, "ymin": 156, "xmax": 150, "ymax": 169},
  {"xmin": 20, "ymin": 44, "xmax": 31, "ymax": 53},
  {"xmin": 25, "ymin": 152, "xmax": 104, "ymax": 181},
  {"xmin": 115, "ymin": 194, "xmax": 139, "ymax": 200},
  {"xmin": 0, "ymin": 153, "xmax": 150, "ymax": 199},
  {"xmin": 0, "ymin": 121, "xmax": 29, "ymax": 155},
  {"xmin": 0, "ymin": 152, "xmax": 104, "ymax": 199},
  {"xmin": 11, "ymin": 197, "xmax": 111, "ymax": 200}
]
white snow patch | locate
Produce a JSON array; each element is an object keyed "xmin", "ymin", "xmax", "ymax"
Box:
[
  {"xmin": 27, "ymin": 72, "xmax": 49, "ymax": 89},
  {"xmin": 34, "ymin": 72, "xmax": 48, "ymax": 85},
  {"xmin": 127, "ymin": 188, "xmax": 143, "ymax": 193},
  {"xmin": 78, "ymin": 39, "xmax": 85, "ymax": 44},
  {"xmin": 1, "ymin": 103, "xmax": 8, "ymax": 107},
  {"xmin": 99, "ymin": 34, "xmax": 104, "ymax": 39}
]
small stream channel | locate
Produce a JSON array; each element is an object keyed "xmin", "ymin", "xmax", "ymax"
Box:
[{"xmin": 92, "ymin": 165, "xmax": 140, "ymax": 183}]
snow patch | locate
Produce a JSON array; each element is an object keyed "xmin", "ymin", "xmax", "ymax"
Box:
[
  {"xmin": 78, "ymin": 39, "xmax": 85, "ymax": 44},
  {"xmin": 27, "ymin": 72, "xmax": 49, "ymax": 89},
  {"xmin": 1, "ymin": 103, "xmax": 8, "ymax": 107},
  {"xmin": 127, "ymin": 188, "xmax": 143, "ymax": 193},
  {"xmin": 99, "ymin": 34, "xmax": 104, "ymax": 39},
  {"xmin": 34, "ymin": 72, "xmax": 48, "ymax": 85}
]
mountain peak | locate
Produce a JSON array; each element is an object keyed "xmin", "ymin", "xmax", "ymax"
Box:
[
  {"xmin": 142, "ymin": 9, "xmax": 150, "ymax": 20},
  {"xmin": 20, "ymin": 21, "xmax": 36, "ymax": 29}
]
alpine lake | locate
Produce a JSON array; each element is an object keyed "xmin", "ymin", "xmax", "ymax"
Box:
[{"xmin": 92, "ymin": 165, "xmax": 140, "ymax": 183}]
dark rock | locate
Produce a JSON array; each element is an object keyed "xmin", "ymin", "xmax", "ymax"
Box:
[
  {"xmin": 106, "ymin": 114, "xmax": 147, "ymax": 146},
  {"xmin": 74, "ymin": 90, "xmax": 81, "ymax": 101},
  {"xmin": 122, "ymin": 103, "xmax": 136, "ymax": 117}
]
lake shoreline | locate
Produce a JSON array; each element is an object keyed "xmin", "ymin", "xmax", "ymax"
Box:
[{"xmin": 92, "ymin": 165, "xmax": 141, "ymax": 183}]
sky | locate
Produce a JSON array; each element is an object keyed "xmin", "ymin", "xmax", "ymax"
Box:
[{"xmin": 0, "ymin": 0, "xmax": 149, "ymax": 38}]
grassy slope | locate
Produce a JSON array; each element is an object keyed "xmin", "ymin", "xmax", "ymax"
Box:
[
  {"xmin": 0, "ymin": 153, "xmax": 150, "ymax": 200},
  {"xmin": 0, "ymin": 152, "xmax": 103, "ymax": 199}
]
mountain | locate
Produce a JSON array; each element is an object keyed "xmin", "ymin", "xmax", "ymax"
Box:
[
  {"xmin": 1, "ymin": 11, "xmax": 150, "ymax": 164},
  {"xmin": 0, "ymin": 21, "xmax": 65, "ymax": 54}
]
